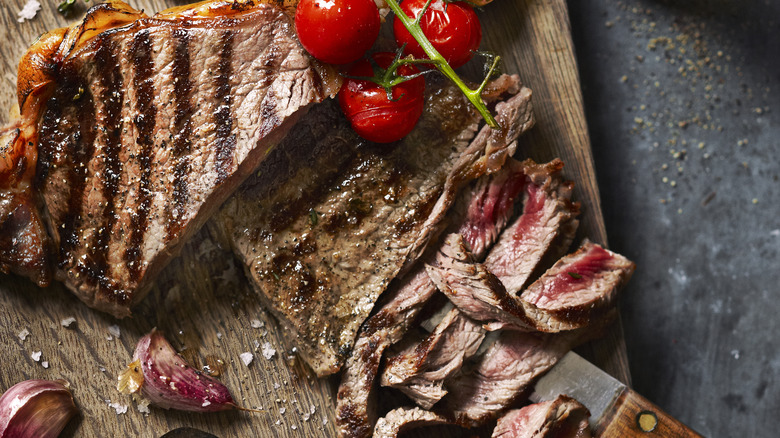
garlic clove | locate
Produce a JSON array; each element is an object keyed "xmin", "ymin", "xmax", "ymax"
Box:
[
  {"xmin": 0, "ymin": 379, "xmax": 78, "ymax": 438},
  {"xmin": 121, "ymin": 329, "xmax": 237, "ymax": 412}
]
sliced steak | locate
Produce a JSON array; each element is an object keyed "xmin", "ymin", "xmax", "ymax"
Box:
[
  {"xmin": 426, "ymin": 235, "xmax": 634, "ymax": 333},
  {"xmin": 426, "ymin": 234, "xmax": 538, "ymax": 331},
  {"xmin": 337, "ymin": 266, "xmax": 441, "ymax": 438},
  {"xmin": 492, "ymin": 395, "xmax": 592, "ymax": 438},
  {"xmin": 443, "ymin": 329, "xmax": 587, "ymax": 427},
  {"xmin": 221, "ymin": 76, "xmax": 533, "ymax": 378},
  {"xmin": 378, "ymin": 158, "xmax": 566, "ymax": 408},
  {"xmin": 335, "ymin": 83, "xmax": 536, "ymax": 436},
  {"xmin": 373, "ymin": 407, "xmax": 453, "ymax": 438},
  {"xmin": 450, "ymin": 158, "xmax": 528, "ymax": 259},
  {"xmin": 484, "ymin": 159, "xmax": 580, "ymax": 294},
  {"xmin": 4, "ymin": 0, "xmax": 340, "ymax": 317},
  {"xmin": 381, "ymin": 307, "xmax": 485, "ymax": 409},
  {"xmin": 517, "ymin": 240, "xmax": 636, "ymax": 332}
]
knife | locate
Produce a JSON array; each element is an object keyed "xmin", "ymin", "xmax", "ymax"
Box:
[{"xmin": 530, "ymin": 351, "xmax": 704, "ymax": 437}]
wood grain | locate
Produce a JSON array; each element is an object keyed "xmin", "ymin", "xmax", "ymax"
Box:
[{"xmin": 0, "ymin": 0, "xmax": 631, "ymax": 436}]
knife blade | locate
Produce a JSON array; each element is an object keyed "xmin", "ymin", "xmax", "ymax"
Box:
[{"xmin": 530, "ymin": 351, "xmax": 704, "ymax": 437}]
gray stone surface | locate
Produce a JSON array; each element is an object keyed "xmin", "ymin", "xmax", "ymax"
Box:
[{"xmin": 567, "ymin": 1, "xmax": 779, "ymax": 436}]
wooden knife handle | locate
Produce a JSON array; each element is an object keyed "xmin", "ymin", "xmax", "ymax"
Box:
[{"xmin": 594, "ymin": 388, "xmax": 704, "ymax": 437}]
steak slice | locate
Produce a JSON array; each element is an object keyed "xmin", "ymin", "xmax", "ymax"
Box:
[
  {"xmin": 485, "ymin": 159, "xmax": 580, "ymax": 294},
  {"xmin": 4, "ymin": 0, "xmax": 340, "ymax": 317},
  {"xmin": 337, "ymin": 151, "xmax": 536, "ymax": 437},
  {"xmin": 517, "ymin": 240, "xmax": 636, "ymax": 332},
  {"xmin": 220, "ymin": 76, "xmax": 534, "ymax": 377},
  {"xmin": 442, "ymin": 329, "xmax": 589, "ymax": 427},
  {"xmin": 426, "ymin": 236, "xmax": 634, "ymax": 333},
  {"xmin": 373, "ymin": 407, "xmax": 453, "ymax": 438},
  {"xmin": 380, "ymin": 307, "xmax": 485, "ymax": 409},
  {"xmin": 491, "ymin": 395, "xmax": 592, "ymax": 438}
]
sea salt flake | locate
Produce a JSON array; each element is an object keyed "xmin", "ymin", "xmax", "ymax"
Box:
[
  {"xmin": 240, "ymin": 352, "xmax": 254, "ymax": 367},
  {"xmin": 250, "ymin": 319, "xmax": 264, "ymax": 328},
  {"xmin": 273, "ymin": 382, "xmax": 281, "ymax": 390},
  {"xmin": 30, "ymin": 351, "xmax": 42, "ymax": 362},
  {"xmin": 108, "ymin": 324, "xmax": 121, "ymax": 339},
  {"xmin": 202, "ymin": 400, "xmax": 212, "ymax": 407},
  {"xmin": 291, "ymin": 425, "xmax": 297, "ymax": 430},
  {"xmin": 60, "ymin": 317, "xmax": 77, "ymax": 328},
  {"xmin": 136, "ymin": 399, "xmax": 150, "ymax": 414},
  {"xmin": 107, "ymin": 401, "xmax": 128, "ymax": 415},
  {"xmin": 261, "ymin": 342, "xmax": 276, "ymax": 360},
  {"xmin": 280, "ymin": 407, "xmax": 286, "ymax": 414},
  {"xmin": 323, "ymin": 417, "xmax": 328, "ymax": 425},
  {"xmin": 42, "ymin": 361, "xmax": 49, "ymax": 369},
  {"xmin": 310, "ymin": 405, "xmax": 317, "ymax": 415},
  {"xmin": 18, "ymin": 329, "xmax": 30, "ymax": 342},
  {"xmin": 17, "ymin": 0, "xmax": 40, "ymax": 23}
]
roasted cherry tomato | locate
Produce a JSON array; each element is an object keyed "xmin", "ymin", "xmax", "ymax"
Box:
[
  {"xmin": 338, "ymin": 52, "xmax": 425, "ymax": 143},
  {"xmin": 393, "ymin": 0, "xmax": 482, "ymax": 68},
  {"xmin": 295, "ymin": 0, "xmax": 381, "ymax": 65}
]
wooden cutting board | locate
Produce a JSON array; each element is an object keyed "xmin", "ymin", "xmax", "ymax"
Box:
[{"xmin": 0, "ymin": 0, "xmax": 631, "ymax": 436}]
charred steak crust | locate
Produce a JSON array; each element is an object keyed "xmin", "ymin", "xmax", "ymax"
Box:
[{"xmin": 2, "ymin": 0, "xmax": 339, "ymax": 316}]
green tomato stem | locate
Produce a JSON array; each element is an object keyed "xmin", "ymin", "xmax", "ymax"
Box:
[{"xmin": 385, "ymin": 0, "xmax": 501, "ymax": 129}]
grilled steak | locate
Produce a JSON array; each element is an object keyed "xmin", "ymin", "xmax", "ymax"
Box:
[
  {"xmin": 373, "ymin": 407, "xmax": 452, "ymax": 438},
  {"xmin": 492, "ymin": 395, "xmax": 592, "ymax": 438},
  {"xmin": 219, "ymin": 76, "xmax": 534, "ymax": 377},
  {"xmin": 337, "ymin": 152, "xmax": 536, "ymax": 437},
  {"xmin": 381, "ymin": 307, "xmax": 485, "ymax": 409},
  {"xmin": 1, "ymin": 0, "xmax": 339, "ymax": 317}
]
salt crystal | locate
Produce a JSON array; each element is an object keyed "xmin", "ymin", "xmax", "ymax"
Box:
[
  {"xmin": 310, "ymin": 405, "xmax": 316, "ymax": 414},
  {"xmin": 275, "ymin": 420, "xmax": 281, "ymax": 426},
  {"xmin": 216, "ymin": 331, "xmax": 223, "ymax": 340},
  {"xmin": 250, "ymin": 319, "xmax": 263, "ymax": 328},
  {"xmin": 240, "ymin": 352, "xmax": 254, "ymax": 367},
  {"xmin": 280, "ymin": 407, "xmax": 286, "ymax": 414},
  {"xmin": 323, "ymin": 417, "xmax": 328, "ymax": 425},
  {"xmin": 108, "ymin": 324, "xmax": 121, "ymax": 339},
  {"xmin": 42, "ymin": 361, "xmax": 49, "ymax": 369},
  {"xmin": 30, "ymin": 351, "xmax": 42, "ymax": 362},
  {"xmin": 273, "ymin": 382, "xmax": 281, "ymax": 390},
  {"xmin": 107, "ymin": 401, "xmax": 128, "ymax": 415},
  {"xmin": 253, "ymin": 339, "xmax": 260, "ymax": 349},
  {"xmin": 202, "ymin": 400, "xmax": 212, "ymax": 407},
  {"xmin": 261, "ymin": 342, "xmax": 276, "ymax": 360},
  {"xmin": 137, "ymin": 399, "xmax": 150, "ymax": 414},
  {"xmin": 303, "ymin": 413, "xmax": 311, "ymax": 421},
  {"xmin": 17, "ymin": 0, "xmax": 40, "ymax": 23},
  {"xmin": 18, "ymin": 329, "xmax": 30, "ymax": 342},
  {"xmin": 291, "ymin": 425, "xmax": 297, "ymax": 430},
  {"xmin": 60, "ymin": 317, "xmax": 77, "ymax": 328}
]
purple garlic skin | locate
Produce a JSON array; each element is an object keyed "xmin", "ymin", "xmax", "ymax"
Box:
[
  {"xmin": 133, "ymin": 329, "xmax": 236, "ymax": 412},
  {"xmin": 0, "ymin": 379, "xmax": 78, "ymax": 438}
]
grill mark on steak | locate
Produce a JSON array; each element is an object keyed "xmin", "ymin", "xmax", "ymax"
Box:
[
  {"xmin": 169, "ymin": 28, "xmax": 193, "ymax": 238},
  {"xmin": 213, "ymin": 31, "xmax": 236, "ymax": 186},
  {"xmin": 84, "ymin": 34, "xmax": 126, "ymax": 296},
  {"xmin": 42, "ymin": 70, "xmax": 96, "ymax": 271},
  {"xmin": 125, "ymin": 29, "xmax": 155, "ymax": 280}
]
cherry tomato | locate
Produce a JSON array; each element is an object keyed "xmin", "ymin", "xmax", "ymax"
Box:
[
  {"xmin": 295, "ymin": 0, "xmax": 381, "ymax": 65},
  {"xmin": 393, "ymin": 0, "xmax": 482, "ymax": 68},
  {"xmin": 338, "ymin": 53, "xmax": 426, "ymax": 143}
]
